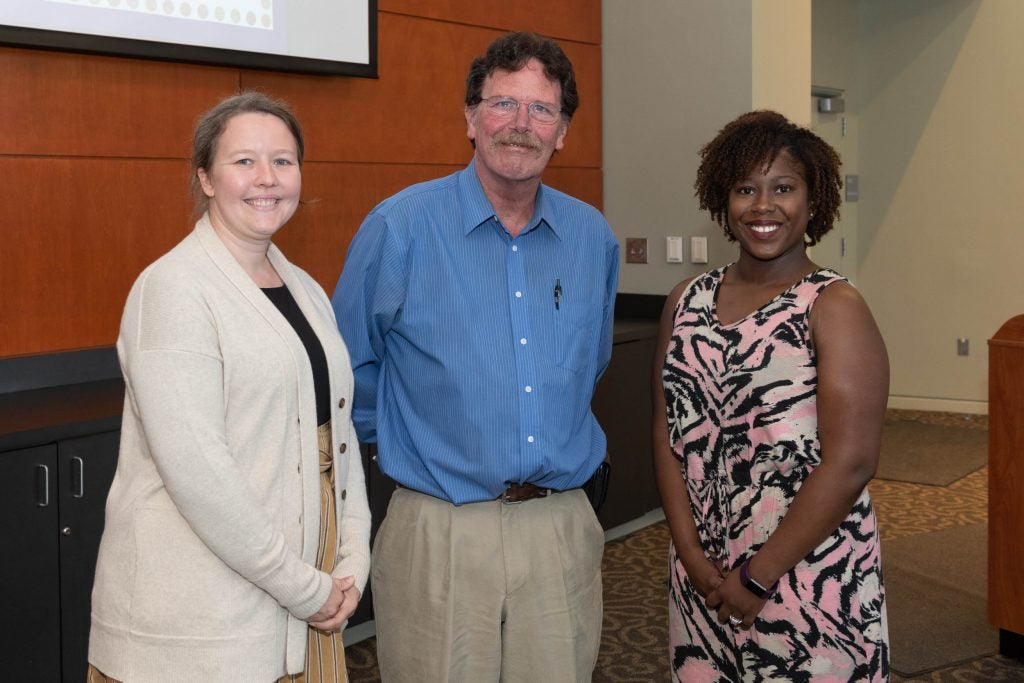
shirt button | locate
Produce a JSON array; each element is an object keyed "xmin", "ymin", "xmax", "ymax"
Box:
[
  {"xmin": 512, "ymin": 245, "xmax": 518, "ymax": 252},
  {"xmin": 339, "ymin": 443, "xmax": 347, "ymax": 454},
  {"xmin": 525, "ymin": 385, "xmax": 532, "ymax": 393},
  {"xmin": 520, "ymin": 338, "xmax": 527, "ymax": 345},
  {"xmin": 515, "ymin": 291, "xmax": 522, "ymax": 298},
  {"xmin": 338, "ymin": 397, "xmax": 346, "ymax": 409},
  {"xmin": 527, "ymin": 435, "xmax": 535, "ymax": 443},
  {"xmin": 341, "ymin": 489, "xmax": 347, "ymax": 501}
]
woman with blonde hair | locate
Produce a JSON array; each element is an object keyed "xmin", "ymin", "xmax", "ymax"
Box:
[{"xmin": 88, "ymin": 92, "xmax": 370, "ymax": 682}]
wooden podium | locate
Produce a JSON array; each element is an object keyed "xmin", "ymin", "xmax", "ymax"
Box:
[{"xmin": 988, "ymin": 315, "xmax": 1024, "ymax": 659}]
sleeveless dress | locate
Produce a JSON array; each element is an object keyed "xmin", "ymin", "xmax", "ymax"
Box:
[{"xmin": 661, "ymin": 266, "xmax": 889, "ymax": 682}]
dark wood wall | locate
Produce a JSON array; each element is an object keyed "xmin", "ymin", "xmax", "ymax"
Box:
[{"xmin": 0, "ymin": 1, "xmax": 602, "ymax": 359}]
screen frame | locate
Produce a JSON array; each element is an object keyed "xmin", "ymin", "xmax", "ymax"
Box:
[{"xmin": 0, "ymin": 1, "xmax": 377, "ymax": 78}]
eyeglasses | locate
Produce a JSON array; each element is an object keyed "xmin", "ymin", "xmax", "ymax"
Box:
[{"xmin": 477, "ymin": 97, "xmax": 563, "ymax": 125}]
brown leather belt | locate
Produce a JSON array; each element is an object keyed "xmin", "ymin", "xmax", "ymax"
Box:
[{"xmin": 500, "ymin": 482, "xmax": 553, "ymax": 504}]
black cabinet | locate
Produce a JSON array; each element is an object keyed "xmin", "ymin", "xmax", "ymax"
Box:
[
  {"xmin": 0, "ymin": 431, "xmax": 119, "ymax": 682},
  {"xmin": 0, "ymin": 444, "xmax": 62, "ymax": 680},
  {"xmin": 57, "ymin": 432, "xmax": 120, "ymax": 682},
  {"xmin": 592, "ymin": 322, "xmax": 661, "ymax": 530}
]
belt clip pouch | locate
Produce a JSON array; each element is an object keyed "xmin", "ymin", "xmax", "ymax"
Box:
[{"xmin": 584, "ymin": 460, "xmax": 611, "ymax": 512}]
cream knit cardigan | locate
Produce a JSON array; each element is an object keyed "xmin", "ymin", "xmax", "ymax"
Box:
[{"xmin": 89, "ymin": 215, "xmax": 371, "ymax": 681}]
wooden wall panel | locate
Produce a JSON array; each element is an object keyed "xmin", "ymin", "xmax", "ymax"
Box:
[
  {"xmin": 0, "ymin": 47, "xmax": 239, "ymax": 158},
  {"xmin": 380, "ymin": 0, "xmax": 601, "ymax": 45},
  {"xmin": 0, "ymin": 157, "xmax": 600, "ymax": 358},
  {"xmin": 276, "ymin": 162, "xmax": 463, "ymax": 290},
  {"xmin": 0, "ymin": 3, "xmax": 602, "ymax": 359},
  {"xmin": 242, "ymin": 13, "xmax": 601, "ymax": 169},
  {"xmin": 1, "ymin": 159, "xmax": 192, "ymax": 357},
  {"xmin": 543, "ymin": 167, "xmax": 604, "ymax": 212}
]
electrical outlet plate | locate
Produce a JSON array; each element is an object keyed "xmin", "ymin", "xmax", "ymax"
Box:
[{"xmin": 626, "ymin": 238, "xmax": 648, "ymax": 264}]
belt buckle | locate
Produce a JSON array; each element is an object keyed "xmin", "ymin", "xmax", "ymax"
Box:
[
  {"xmin": 501, "ymin": 483, "xmax": 550, "ymax": 504},
  {"xmin": 501, "ymin": 489, "xmax": 523, "ymax": 504}
]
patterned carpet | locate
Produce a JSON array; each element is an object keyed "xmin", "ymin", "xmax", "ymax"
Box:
[{"xmin": 345, "ymin": 411, "xmax": 1024, "ymax": 681}]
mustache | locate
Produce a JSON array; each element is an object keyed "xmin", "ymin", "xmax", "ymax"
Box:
[{"xmin": 492, "ymin": 132, "xmax": 541, "ymax": 150}]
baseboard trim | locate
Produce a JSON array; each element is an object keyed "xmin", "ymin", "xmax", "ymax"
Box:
[
  {"xmin": 887, "ymin": 396, "xmax": 988, "ymax": 415},
  {"xmin": 343, "ymin": 619, "xmax": 377, "ymax": 646},
  {"xmin": 604, "ymin": 508, "xmax": 665, "ymax": 542}
]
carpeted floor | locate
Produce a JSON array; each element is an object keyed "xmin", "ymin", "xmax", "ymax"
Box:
[
  {"xmin": 344, "ymin": 412, "xmax": 1024, "ymax": 682},
  {"xmin": 883, "ymin": 522, "xmax": 995, "ymax": 675},
  {"xmin": 876, "ymin": 419, "xmax": 988, "ymax": 486}
]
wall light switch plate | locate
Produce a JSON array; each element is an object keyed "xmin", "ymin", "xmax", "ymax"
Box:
[
  {"xmin": 845, "ymin": 174, "xmax": 859, "ymax": 202},
  {"xmin": 690, "ymin": 236, "xmax": 708, "ymax": 264},
  {"xmin": 626, "ymin": 238, "xmax": 648, "ymax": 264},
  {"xmin": 666, "ymin": 236, "xmax": 683, "ymax": 263}
]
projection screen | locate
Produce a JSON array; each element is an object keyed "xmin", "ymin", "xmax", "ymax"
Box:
[{"xmin": 0, "ymin": 0, "xmax": 377, "ymax": 77}]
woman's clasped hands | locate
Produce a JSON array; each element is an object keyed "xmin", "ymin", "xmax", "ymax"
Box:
[
  {"xmin": 703, "ymin": 563, "xmax": 769, "ymax": 631},
  {"xmin": 308, "ymin": 575, "xmax": 361, "ymax": 633}
]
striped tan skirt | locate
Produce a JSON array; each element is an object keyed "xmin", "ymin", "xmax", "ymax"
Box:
[{"xmin": 88, "ymin": 422, "xmax": 347, "ymax": 682}]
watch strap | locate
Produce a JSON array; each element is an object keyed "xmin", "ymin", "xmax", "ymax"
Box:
[{"xmin": 739, "ymin": 559, "xmax": 778, "ymax": 599}]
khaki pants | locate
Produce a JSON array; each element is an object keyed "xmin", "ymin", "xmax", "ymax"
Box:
[{"xmin": 371, "ymin": 487, "xmax": 604, "ymax": 682}]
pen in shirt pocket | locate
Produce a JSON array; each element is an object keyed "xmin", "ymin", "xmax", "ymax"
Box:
[{"xmin": 554, "ymin": 278, "xmax": 562, "ymax": 310}]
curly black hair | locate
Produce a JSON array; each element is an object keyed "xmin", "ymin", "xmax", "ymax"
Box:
[
  {"xmin": 694, "ymin": 110, "xmax": 842, "ymax": 246},
  {"xmin": 465, "ymin": 32, "xmax": 578, "ymax": 121}
]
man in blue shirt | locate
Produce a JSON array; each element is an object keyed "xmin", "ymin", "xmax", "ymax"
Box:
[{"xmin": 333, "ymin": 31, "xmax": 619, "ymax": 681}]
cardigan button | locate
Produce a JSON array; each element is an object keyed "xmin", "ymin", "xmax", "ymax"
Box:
[
  {"xmin": 339, "ymin": 442, "xmax": 347, "ymax": 454},
  {"xmin": 338, "ymin": 397, "xmax": 346, "ymax": 409},
  {"xmin": 341, "ymin": 489, "xmax": 347, "ymax": 501}
]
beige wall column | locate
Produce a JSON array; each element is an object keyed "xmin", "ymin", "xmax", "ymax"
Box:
[{"xmin": 753, "ymin": 0, "xmax": 812, "ymax": 124}]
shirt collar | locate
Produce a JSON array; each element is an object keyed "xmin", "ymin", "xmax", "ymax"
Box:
[{"xmin": 459, "ymin": 159, "xmax": 561, "ymax": 240}]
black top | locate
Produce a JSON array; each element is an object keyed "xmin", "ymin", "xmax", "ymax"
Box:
[{"xmin": 262, "ymin": 285, "xmax": 331, "ymax": 426}]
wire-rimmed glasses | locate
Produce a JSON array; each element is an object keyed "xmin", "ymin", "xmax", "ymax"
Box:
[{"xmin": 476, "ymin": 96, "xmax": 563, "ymax": 125}]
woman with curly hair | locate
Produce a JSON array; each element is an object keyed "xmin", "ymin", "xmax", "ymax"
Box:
[{"xmin": 653, "ymin": 110, "xmax": 890, "ymax": 681}]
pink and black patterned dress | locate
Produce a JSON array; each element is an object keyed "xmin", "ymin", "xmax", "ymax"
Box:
[{"xmin": 662, "ymin": 266, "xmax": 889, "ymax": 682}]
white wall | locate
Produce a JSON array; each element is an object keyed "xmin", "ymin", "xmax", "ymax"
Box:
[
  {"xmin": 602, "ymin": 0, "xmax": 751, "ymax": 296},
  {"xmin": 810, "ymin": 0, "xmax": 861, "ymax": 283},
  {"xmin": 603, "ymin": 0, "xmax": 811, "ymax": 297},
  {"xmin": 604, "ymin": 0, "xmax": 1019, "ymax": 413},
  {"xmin": 857, "ymin": 0, "xmax": 1023, "ymax": 413}
]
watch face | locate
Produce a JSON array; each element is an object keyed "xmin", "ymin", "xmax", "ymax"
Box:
[{"xmin": 740, "ymin": 560, "xmax": 777, "ymax": 599}]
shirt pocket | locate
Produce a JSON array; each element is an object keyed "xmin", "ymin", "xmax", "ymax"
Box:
[{"xmin": 553, "ymin": 300, "xmax": 598, "ymax": 373}]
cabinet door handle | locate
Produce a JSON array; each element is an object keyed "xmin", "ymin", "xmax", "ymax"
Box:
[
  {"xmin": 36, "ymin": 464, "xmax": 50, "ymax": 507},
  {"xmin": 71, "ymin": 456, "xmax": 85, "ymax": 498}
]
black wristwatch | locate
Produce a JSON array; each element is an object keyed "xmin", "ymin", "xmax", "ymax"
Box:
[{"xmin": 739, "ymin": 559, "xmax": 779, "ymax": 599}]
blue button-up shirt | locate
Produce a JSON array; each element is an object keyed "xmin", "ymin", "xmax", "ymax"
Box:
[{"xmin": 333, "ymin": 161, "xmax": 619, "ymax": 504}]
